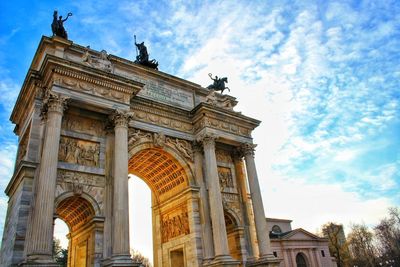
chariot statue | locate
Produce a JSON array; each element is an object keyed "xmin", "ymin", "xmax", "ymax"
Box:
[{"xmin": 134, "ymin": 35, "xmax": 159, "ymax": 70}]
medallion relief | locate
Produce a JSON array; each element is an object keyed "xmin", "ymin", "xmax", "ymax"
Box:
[
  {"xmin": 59, "ymin": 136, "xmax": 100, "ymax": 167},
  {"xmin": 161, "ymin": 205, "xmax": 190, "ymax": 243}
]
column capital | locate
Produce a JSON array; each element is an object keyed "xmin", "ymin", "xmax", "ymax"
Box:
[
  {"xmin": 192, "ymin": 141, "xmax": 203, "ymax": 153},
  {"xmin": 41, "ymin": 90, "xmax": 69, "ymax": 119},
  {"xmin": 241, "ymin": 142, "xmax": 257, "ymax": 157},
  {"xmin": 196, "ymin": 133, "xmax": 218, "ymax": 147},
  {"xmin": 109, "ymin": 109, "xmax": 134, "ymax": 128}
]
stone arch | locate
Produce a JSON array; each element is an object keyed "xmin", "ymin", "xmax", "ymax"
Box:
[
  {"xmin": 128, "ymin": 142, "xmax": 194, "ymax": 202},
  {"xmin": 55, "ymin": 191, "xmax": 101, "ymax": 218},
  {"xmin": 224, "ymin": 208, "xmax": 242, "ymax": 231}
]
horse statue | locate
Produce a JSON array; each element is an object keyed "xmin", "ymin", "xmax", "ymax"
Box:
[{"xmin": 206, "ymin": 73, "xmax": 230, "ymax": 94}]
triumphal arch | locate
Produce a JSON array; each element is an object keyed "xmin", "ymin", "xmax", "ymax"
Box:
[{"xmin": 0, "ymin": 36, "xmax": 280, "ymax": 267}]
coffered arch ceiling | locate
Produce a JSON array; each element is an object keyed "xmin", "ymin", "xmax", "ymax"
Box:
[
  {"xmin": 128, "ymin": 148, "xmax": 189, "ymax": 201},
  {"xmin": 55, "ymin": 196, "xmax": 96, "ymax": 231}
]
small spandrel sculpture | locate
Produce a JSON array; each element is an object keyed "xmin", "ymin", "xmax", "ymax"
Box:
[
  {"xmin": 51, "ymin": 10, "xmax": 72, "ymax": 39},
  {"xmin": 206, "ymin": 73, "xmax": 230, "ymax": 94},
  {"xmin": 134, "ymin": 35, "xmax": 159, "ymax": 70}
]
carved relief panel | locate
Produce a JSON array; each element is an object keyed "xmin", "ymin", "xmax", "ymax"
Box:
[
  {"xmin": 161, "ymin": 205, "xmax": 190, "ymax": 243},
  {"xmin": 62, "ymin": 114, "xmax": 105, "ymax": 137},
  {"xmin": 59, "ymin": 136, "xmax": 100, "ymax": 167},
  {"xmin": 218, "ymin": 166, "xmax": 234, "ymax": 190}
]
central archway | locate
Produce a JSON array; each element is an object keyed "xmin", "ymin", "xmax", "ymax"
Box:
[{"xmin": 128, "ymin": 142, "xmax": 199, "ymax": 267}]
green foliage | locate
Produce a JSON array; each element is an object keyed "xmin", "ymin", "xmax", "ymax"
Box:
[
  {"xmin": 53, "ymin": 238, "xmax": 68, "ymax": 267},
  {"xmin": 321, "ymin": 222, "xmax": 350, "ymax": 267}
]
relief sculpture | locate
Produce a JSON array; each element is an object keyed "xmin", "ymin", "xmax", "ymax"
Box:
[
  {"xmin": 218, "ymin": 166, "xmax": 234, "ymax": 189},
  {"xmin": 62, "ymin": 114, "xmax": 105, "ymax": 136},
  {"xmin": 59, "ymin": 136, "xmax": 100, "ymax": 167},
  {"xmin": 161, "ymin": 206, "xmax": 190, "ymax": 243}
]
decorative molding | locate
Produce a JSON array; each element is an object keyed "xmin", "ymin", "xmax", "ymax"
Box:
[{"xmin": 193, "ymin": 115, "xmax": 252, "ymax": 137}]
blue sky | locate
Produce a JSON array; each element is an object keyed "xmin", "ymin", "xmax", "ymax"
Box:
[{"xmin": 0, "ymin": 0, "xmax": 399, "ymax": 255}]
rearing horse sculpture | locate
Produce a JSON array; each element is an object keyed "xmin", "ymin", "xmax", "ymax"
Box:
[{"xmin": 206, "ymin": 73, "xmax": 230, "ymax": 94}]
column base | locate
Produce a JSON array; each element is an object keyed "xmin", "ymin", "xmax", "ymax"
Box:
[
  {"xmin": 101, "ymin": 255, "xmax": 141, "ymax": 267},
  {"xmin": 203, "ymin": 255, "xmax": 241, "ymax": 267},
  {"xmin": 19, "ymin": 256, "xmax": 59, "ymax": 267},
  {"xmin": 246, "ymin": 254, "xmax": 282, "ymax": 267}
]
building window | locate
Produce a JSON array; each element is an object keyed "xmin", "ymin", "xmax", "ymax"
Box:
[
  {"xmin": 272, "ymin": 225, "xmax": 282, "ymax": 233},
  {"xmin": 296, "ymin": 253, "xmax": 308, "ymax": 267},
  {"xmin": 321, "ymin": 250, "xmax": 325, "ymax": 257},
  {"xmin": 273, "ymin": 251, "xmax": 277, "ymax": 257}
]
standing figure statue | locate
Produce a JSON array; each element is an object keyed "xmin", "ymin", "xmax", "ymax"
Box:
[
  {"xmin": 134, "ymin": 35, "xmax": 159, "ymax": 70},
  {"xmin": 51, "ymin": 10, "xmax": 72, "ymax": 39},
  {"xmin": 206, "ymin": 73, "xmax": 230, "ymax": 94}
]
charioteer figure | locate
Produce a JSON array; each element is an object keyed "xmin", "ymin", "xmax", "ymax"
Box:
[
  {"xmin": 134, "ymin": 35, "xmax": 159, "ymax": 70},
  {"xmin": 206, "ymin": 73, "xmax": 230, "ymax": 94},
  {"xmin": 51, "ymin": 10, "xmax": 72, "ymax": 39}
]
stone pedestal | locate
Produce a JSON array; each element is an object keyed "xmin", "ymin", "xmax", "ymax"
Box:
[{"xmin": 246, "ymin": 256, "xmax": 282, "ymax": 267}]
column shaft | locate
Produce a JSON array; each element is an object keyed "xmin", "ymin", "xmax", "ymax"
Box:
[
  {"xmin": 26, "ymin": 92, "xmax": 68, "ymax": 261},
  {"xmin": 201, "ymin": 136, "xmax": 230, "ymax": 257},
  {"xmin": 243, "ymin": 144, "xmax": 271, "ymax": 257},
  {"xmin": 112, "ymin": 116, "xmax": 131, "ymax": 256},
  {"xmin": 193, "ymin": 145, "xmax": 214, "ymax": 260}
]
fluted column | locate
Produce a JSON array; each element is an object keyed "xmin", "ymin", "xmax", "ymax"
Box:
[
  {"xmin": 193, "ymin": 142, "xmax": 214, "ymax": 261},
  {"xmin": 197, "ymin": 134, "xmax": 231, "ymax": 260},
  {"xmin": 26, "ymin": 91, "xmax": 68, "ymax": 263},
  {"xmin": 108, "ymin": 109, "xmax": 135, "ymax": 265},
  {"xmin": 233, "ymin": 154, "xmax": 259, "ymax": 259},
  {"xmin": 242, "ymin": 143, "xmax": 272, "ymax": 258}
]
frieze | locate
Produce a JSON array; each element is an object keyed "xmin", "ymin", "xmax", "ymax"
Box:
[
  {"xmin": 194, "ymin": 116, "xmax": 251, "ymax": 137},
  {"xmin": 62, "ymin": 114, "xmax": 105, "ymax": 136},
  {"xmin": 59, "ymin": 136, "xmax": 100, "ymax": 167},
  {"xmin": 131, "ymin": 108, "xmax": 193, "ymax": 133},
  {"xmin": 51, "ymin": 67, "xmax": 136, "ymax": 104},
  {"xmin": 161, "ymin": 205, "xmax": 190, "ymax": 243},
  {"xmin": 57, "ymin": 169, "xmax": 105, "ymax": 187}
]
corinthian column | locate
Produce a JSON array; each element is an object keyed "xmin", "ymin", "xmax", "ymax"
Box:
[
  {"xmin": 108, "ymin": 109, "xmax": 136, "ymax": 266},
  {"xmin": 26, "ymin": 91, "xmax": 68, "ymax": 264},
  {"xmin": 241, "ymin": 143, "xmax": 272, "ymax": 258},
  {"xmin": 197, "ymin": 134, "xmax": 233, "ymax": 262}
]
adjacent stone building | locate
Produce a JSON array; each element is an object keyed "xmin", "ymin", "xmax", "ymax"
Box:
[{"xmin": 266, "ymin": 218, "xmax": 337, "ymax": 267}]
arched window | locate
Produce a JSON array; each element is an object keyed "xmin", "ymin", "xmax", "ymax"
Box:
[
  {"xmin": 272, "ymin": 225, "xmax": 282, "ymax": 233},
  {"xmin": 296, "ymin": 253, "xmax": 308, "ymax": 267}
]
